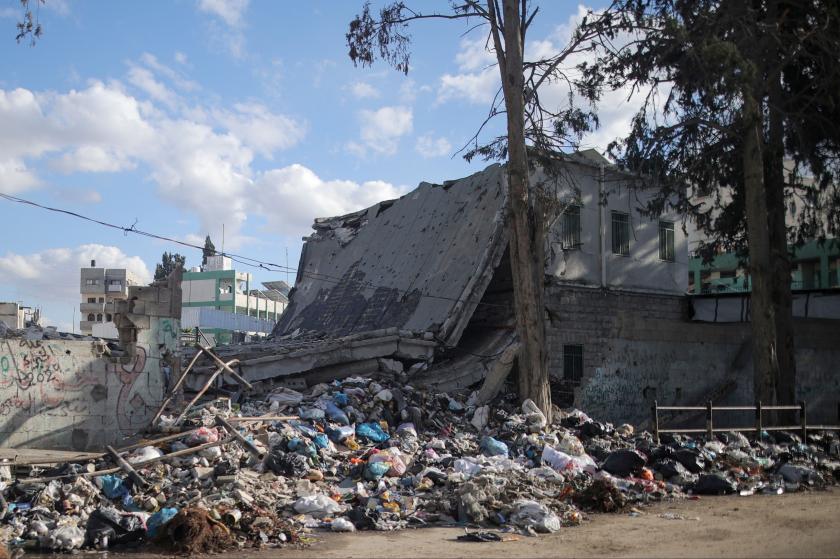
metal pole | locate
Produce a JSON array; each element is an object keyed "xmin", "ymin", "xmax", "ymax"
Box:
[
  {"xmin": 800, "ymin": 400, "xmax": 807, "ymax": 443},
  {"xmin": 652, "ymin": 400, "xmax": 660, "ymax": 444},
  {"xmin": 756, "ymin": 400, "xmax": 762, "ymax": 440},
  {"xmin": 706, "ymin": 400, "xmax": 714, "ymax": 440},
  {"xmin": 215, "ymin": 415, "xmax": 265, "ymax": 461}
]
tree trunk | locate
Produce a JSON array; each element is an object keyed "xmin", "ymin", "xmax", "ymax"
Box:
[
  {"xmin": 492, "ymin": 0, "xmax": 551, "ymax": 421},
  {"xmin": 742, "ymin": 92, "xmax": 780, "ymax": 406},
  {"xmin": 764, "ymin": 0, "xmax": 797, "ymax": 407}
]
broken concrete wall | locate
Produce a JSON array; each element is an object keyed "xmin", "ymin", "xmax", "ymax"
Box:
[
  {"xmin": 547, "ymin": 284, "xmax": 840, "ymax": 426},
  {"xmin": 0, "ymin": 272, "xmax": 181, "ymax": 450}
]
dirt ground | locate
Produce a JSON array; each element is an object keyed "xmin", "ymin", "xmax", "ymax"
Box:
[
  {"xmin": 27, "ymin": 490, "xmax": 840, "ymax": 558},
  {"xmin": 271, "ymin": 490, "xmax": 840, "ymax": 559}
]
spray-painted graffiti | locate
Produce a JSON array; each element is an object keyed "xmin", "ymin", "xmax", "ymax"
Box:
[{"xmin": 0, "ymin": 318, "xmax": 177, "ymax": 449}]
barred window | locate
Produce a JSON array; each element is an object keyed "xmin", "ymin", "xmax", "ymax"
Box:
[
  {"xmin": 560, "ymin": 205, "xmax": 581, "ymax": 249},
  {"xmin": 563, "ymin": 345, "xmax": 584, "ymax": 384},
  {"xmin": 611, "ymin": 211, "xmax": 630, "ymax": 255},
  {"xmin": 659, "ymin": 221, "xmax": 675, "ymax": 261}
]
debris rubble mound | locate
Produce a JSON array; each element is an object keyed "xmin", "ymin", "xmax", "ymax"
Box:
[{"xmin": 1, "ymin": 375, "xmax": 838, "ymax": 552}]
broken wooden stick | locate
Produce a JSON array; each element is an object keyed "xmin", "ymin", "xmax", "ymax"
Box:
[
  {"xmin": 106, "ymin": 445, "xmax": 148, "ymax": 489},
  {"xmin": 214, "ymin": 415, "xmax": 265, "ymax": 461}
]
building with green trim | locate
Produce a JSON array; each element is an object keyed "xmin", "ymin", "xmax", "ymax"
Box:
[{"xmin": 181, "ymin": 256, "xmax": 288, "ymax": 345}]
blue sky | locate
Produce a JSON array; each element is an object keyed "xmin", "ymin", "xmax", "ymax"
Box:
[{"xmin": 0, "ymin": 0, "xmax": 633, "ymax": 331}]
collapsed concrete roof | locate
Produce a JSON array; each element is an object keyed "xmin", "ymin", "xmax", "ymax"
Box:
[{"xmin": 273, "ymin": 163, "xmax": 510, "ymax": 348}]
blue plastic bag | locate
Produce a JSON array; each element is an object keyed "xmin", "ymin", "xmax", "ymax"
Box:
[
  {"xmin": 313, "ymin": 433, "xmax": 330, "ymax": 449},
  {"xmin": 333, "ymin": 393, "xmax": 349, "ymax": 407},
  {"xmin": 480, "ymin": 436, "xmax": 509, "ymax": 457},
  {"xmin": 146, "ymin": 507, "xmax": 178, "ymax": 538},
  {"xmin": 99, "ymin": 474, "xmax": 129, "ymax": 499},
  {"xmin": 356, "ymin": 422, "xmax": 390, "ymax": 443},
  {"xmin": 364, "ymin": 461, "xmax": 391, "ymax": 480},
  {"xmin": 326, "ymin": 425, "xmax": 355, "ymax": 443},
  {"xmin": 325, "ymin": 401, "xmax": 350, "ymax": 425}
]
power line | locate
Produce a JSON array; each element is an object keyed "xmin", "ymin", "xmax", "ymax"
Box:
[{"xmin": 0, "ymin": 191, "xmax": 511, "ymax": 309}]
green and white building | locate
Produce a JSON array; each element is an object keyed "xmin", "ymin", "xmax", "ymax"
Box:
[{"xmin": 181, "ymin": 255, "xmax": 288, "ymax": 345}]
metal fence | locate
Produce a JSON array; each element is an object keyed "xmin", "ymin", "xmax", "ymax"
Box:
[{"xmin": 651, "ymin": 400, "xmax": 840, "ymax": 444}]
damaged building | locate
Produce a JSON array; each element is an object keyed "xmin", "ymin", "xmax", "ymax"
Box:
[
  {"xmin": 0, "ymin": 272, "xmax": 182, "ymax": 450},
  {"xmin": 183, "ymin": 151, "xmax": 839, "ymax": 426}
]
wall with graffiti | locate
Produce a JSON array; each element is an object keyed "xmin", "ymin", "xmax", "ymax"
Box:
[{"xmin": 0, "ymin": 317, "xmax": 178, "ymax": 451}]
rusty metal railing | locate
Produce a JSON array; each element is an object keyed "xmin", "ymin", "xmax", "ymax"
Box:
[{"xmin": 651, "ymin": 400, "xmax": 840, "ymax": 444}]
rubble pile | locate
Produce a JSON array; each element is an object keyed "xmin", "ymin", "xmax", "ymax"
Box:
[{"xmin": 1, "ymin": 375, "xmax": 838, "ymax": 553}]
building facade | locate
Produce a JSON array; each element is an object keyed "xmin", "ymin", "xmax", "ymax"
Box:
[
  {"xmin": 181, "ymin": 255, "xmax": 287, "ymax": 345},
  {"xmin": 79, "ymin": 261, "xmax": 139, "ymax": 335}
]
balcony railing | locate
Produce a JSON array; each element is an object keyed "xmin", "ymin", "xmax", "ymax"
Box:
[{"xmin": 79, "ymin": 303, "xmax": 105, "ymax": 313}]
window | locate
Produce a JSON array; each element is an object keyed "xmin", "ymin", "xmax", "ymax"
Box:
[
  {"xmin": 99, "ymin": 297, "xmax": 105, "ymax": 303},
  {"xmin": 659, "ymin": 221, "xmax": 675, "ymax": 261},
  {"xmin": 109, "ymin": 279, "xmax": 122, "ymax": 285},
  {"xmin": 563, "ymin": 345, "xmax": 584, "ymax": 384},
  {"xmin": 87, "ymin": 297, "xmax": 96, "ymax": 304},
  {"xmin": 87, "ymin": 313, "xmax": 95, "ymax": 321},
  {"xmin": 611, "ymin": 211, "xmax": 630, "ymax": 255},
  {"xmin": 560, "ymin": 205, "xmax": 581, "ymax": 249},
  {"xmin": 96, "ymin": 314, "xmax": 103, "ymax": 321},
  {"xmin": 105, "ymin": 314, "xmax": 112, "ymax": 322},
  {"xmin": 85, "ymin": 279, "xmax": 99, "ymax": 285}
]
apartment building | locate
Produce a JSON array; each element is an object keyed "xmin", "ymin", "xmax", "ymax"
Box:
[{"xmin": 79, "ymin": 260, "xmax": 140, "ymax": 335}]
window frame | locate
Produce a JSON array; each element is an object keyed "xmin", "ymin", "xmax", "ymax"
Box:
[
  {"xmin": 658, "ymin": 220, "xmax": 675, "ymax": 262},
  {"xmin": 611, "ymin": 211, "xmax": 630, "ymax": 256},
  {"xmin": 563, "ymin": 344, "xmax": 584, "ymax": 384},
  {"xmin": 559, "ymin": 204, "xmax": 582, "ymax": 249}
]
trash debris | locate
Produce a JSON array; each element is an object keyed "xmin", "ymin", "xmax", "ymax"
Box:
[{"xmin": 0, "ymin": 371, "xmax": 836, "ymax": 554}]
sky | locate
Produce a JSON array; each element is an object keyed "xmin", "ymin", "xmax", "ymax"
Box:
[{"xmin": 0, "ymin": 0, "xmax": 639, "ymax": 332}]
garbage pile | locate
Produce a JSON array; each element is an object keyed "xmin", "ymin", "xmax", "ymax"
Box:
[{"xmin": 1, "ymin": 375, "xmax": 838, "ymax": 553}]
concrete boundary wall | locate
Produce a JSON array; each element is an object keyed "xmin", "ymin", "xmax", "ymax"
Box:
[{"xmin": 547, "ymin": 284, "xmax": 840, "ymax": 426}]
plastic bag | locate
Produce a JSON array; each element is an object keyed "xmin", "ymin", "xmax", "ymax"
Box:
[
  {"xmin": 364, "ymin": 461, "xmax": 391, "ymax": 480},
  {"xmin": 471, "ymin": 406, "xmax": 490, "ymax": 431},
  {"xmin": 98, "ymin": 474, "xmax": 129, "ymax": 499},
  {"xmin": 453, "ymin": 458, "xmax": 483, "ymax": 478},
  {"xmin": 146, "ymin": 507, "xmax": 178, "ymax": 538},
  {"xmin": 324, "ymin": 401, "xmax": 350, "ymax": 425},
  {"xmin": 293, "ymin": 494, "xmax": 346, "ymax": 516},
  {"xmin": 185, "ymin": 427, "xmax": 220, "ymax": 447},
  {"xmin": 510, "ymin": 500, "xmax": 561, "ymax": 533},
  {"xmin": 541, "ymin": 445, "xmax": 597, "ymax": 474},
  {"xmin": 522, "ymin": 399, "xmax": 547, "ymax": 430},
  {"xmin": 267, "ymin": 387, "xmax": 303, "ymax": 406},
  {"xmin": 480, "ymin": 436, "xmax": 508, "ymax": 457},
  {"xmin": 356, "ymin": 422, "xmax": 390, "ymax": 443},
  {"xmin": 326, "ymin": 425, "xmax": 355, "ymax": 443},
  {"xmin": 331, "ymin": 517, "xmax": 356, "ymax": 532},
  {"xmin": 299, "ymin": 407, "xmax": 326, "ymax": 421},
  {"xmin": 126, "ymin": 446, "xmax": 164, "ymax": 465},
  {"xmin": 43, "ymin": 525, "xmax": 86, "ymax": 551}
]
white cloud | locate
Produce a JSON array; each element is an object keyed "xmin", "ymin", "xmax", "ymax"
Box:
[
  {"xmin": 415, "ymin": 134, "xmax": 452, "ymax": 158},
  {"xmin": 0, "ymin": 80, "xmax": 307, "ymax": 247},
  {"xmin": 196, "ymin": 0, "xmax": 249, "ymax": 27},
  {"xmin": 437, "ymin": 36, "xmax": 498, "ymax": 105},
  {"xmin": 255, "ymin": 164, "xmax": 406, "ymax": 237},
  {"xmin": 127, "ymin": 66, "xmax": 180, "ymax": 109},
  {"xmin": 0, "ymin": 244, "xmax": 151, "ymax": 304},
  {"xmin": 349, "ymin": 81, "xmax": 380, "ymax": 99},
  {"xmin": 174, "ymin": 52, "xmax": 189, "ymax": 65},
  {"xmin": 212, "ymin": 102, "xmax": 307, "ymax": 158},
  {"xmin": 355, "ymin": 106, "xmax": 413, "ymax": 156}
]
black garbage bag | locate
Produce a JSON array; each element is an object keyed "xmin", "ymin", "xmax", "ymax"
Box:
[
  {"xmin": 347, "ymin": 505, "xmax": 378, "ymax": 530},
  {"xmin": 579, "ymin": 421, "xmax": 610, "ymax": 438},
  {"xmin": 266, "ymin": 448, "xmax": 309, "ymax": 477},
  {"xmin": 655, "ymin": 459, "xmax": 689, "ymax": 479},
  {"xmin": 601, "ymin": 449, "xmax": 646, "ymax": 477},
  {"xmin": 674, "ymin": 448, "xmax": 705, "ymax": 473},
  {"xmin": 693, "ymin": 473, "xmax": 736, "ymax": 495},
  {"xmin": 85, "ymin": 506, "xmax": 144, "ymax": 548}
]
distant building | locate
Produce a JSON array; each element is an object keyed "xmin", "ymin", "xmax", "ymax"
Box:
[
  {"xmin": 0, "ymin": 302, "xmax": 38, "ymax": 329},
  {"xmin": 79, "ymin": 260, "xmax": 140, "ymax": 335},
  {"xmin": 180, "ymin": 255, "xmax": 288, "ymax": 345}
]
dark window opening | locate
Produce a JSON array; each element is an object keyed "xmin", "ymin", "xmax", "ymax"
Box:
[
  {"xmin": 560, "ymin": 205, "xmax": 581, "ymax": 249},
  {"xmin": 659, "ymin": 221, "xmax": 675, "ymax": 261},
  {"xmin": 563, "ymin": 344, "xmax": 584, "ymax": 384},
  {"xmin": 611, "ymin": 211, "xmax": 630, "ymax": 255}
]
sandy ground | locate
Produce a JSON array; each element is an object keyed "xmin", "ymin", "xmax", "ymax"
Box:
[
  {"xmin": 272, "ymin": 490, "xmax": 840, "ymax": 559},
  {"xmin": 25, "ymin": 489, "xmax": 840, "ymax": 558}
]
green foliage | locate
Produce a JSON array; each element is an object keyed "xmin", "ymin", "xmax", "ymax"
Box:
[
  {"xmin": 202, "ymin": 235, "xmax": 216, "ymax": 266},
  {"xmin": 154, "ymin": 252, "xmax": 186, "ymax": 281}
]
